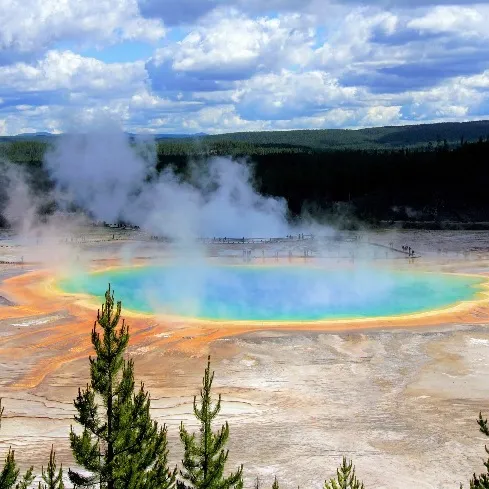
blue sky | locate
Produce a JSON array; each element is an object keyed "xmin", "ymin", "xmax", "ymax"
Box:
[{"xmin": 1, "ymin": 0, "xmax": 489, "ymax": 134}]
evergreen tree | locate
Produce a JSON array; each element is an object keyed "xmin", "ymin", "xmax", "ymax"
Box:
[
  {"xmin": 39, "ymin": 446, "xmax": 64, "ymax": 489},
  {"xmin": 0, "ymin": 399, "xmax": 34, "ymax": 489},
  {"xmin": 178, "ymin": 356, "xmax": 243, "ymax": 489},
  {"xmin": 324, "ymin": 457, "xmax": 364, "ymax": 489},
  {"xmin": 271, "ymin": 477, "xmax": 279, "ymax": 489},
  {"xmin": 465, "ymin": 412, "xmax": 489, "ymax": 488},
  {"xmin": 69, "ymin": 286, "xmax": 176, "ymax": 489}
]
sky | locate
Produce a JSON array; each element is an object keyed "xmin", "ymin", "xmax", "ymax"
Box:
[{"xmin": 2, "ymin": 0, "xmax": 489, "ymax": 135}]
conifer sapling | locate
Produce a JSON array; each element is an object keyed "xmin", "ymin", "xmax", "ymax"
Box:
[
  {"xmin": 324, "ymin": 457, "xmax": 364, "ymax": 489},
  {"xmin": 39, "ymin": 446, "xmax": 64, "ymax": 489},
  {"xmin": 0, "ymin": 398, "xmax": 34, "ymax": 489},
  {"xmin": 465, "ymin": 412, "xmax": 489, "ymax": 488},
  {"xmin": 178, "ymin": 356, "xmax": 243, "ymax": 489},
  {"xmin": 69, "ymin": 286, "xmax": 176, "ymax": 489}
]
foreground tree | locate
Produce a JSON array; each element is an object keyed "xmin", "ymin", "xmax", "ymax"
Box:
[
  {"xmin": 0, "ymin": 399, "xmax": 34, "ymax": 489},
  {"xmin": 39, "ymin": 446, "xmax": 64, "ymax": 489},
  {"xmin": 465, "ymin": 412, "xmax": 489, "ymax": 488},
  {"xmin": 69, "ymin": 285, "xmax": 176, "ymax": 489},
  {"xmin": 324, "ymin": 457, "xmax": 364, "ymax": 489},
  {"xmin": 178, "ymin": 356, "xmax": 243, "ymax": 489}
]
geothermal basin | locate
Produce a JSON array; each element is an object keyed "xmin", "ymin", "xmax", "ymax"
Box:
[
  {"xmin": 59, "ymin": 264, "xmax": 485, "ymax": 322},
  {"xmin": 5, "ymin": 230, "xmax": 489, "ymax": 489}
]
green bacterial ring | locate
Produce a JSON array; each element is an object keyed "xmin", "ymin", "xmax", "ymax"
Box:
[{"xmin": 58, "ymin": 264, "xmax": 487, "ymax": 323}]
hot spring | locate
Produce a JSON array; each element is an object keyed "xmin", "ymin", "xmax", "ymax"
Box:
[{"xmin": 58, "ymin": 264, "xmax": 485, "ymax": 322}]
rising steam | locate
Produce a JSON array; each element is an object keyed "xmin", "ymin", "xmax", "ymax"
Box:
[
  {"xmin": 0, "ymin": 120, "xmax": 423, "ymax": 324},
  {"xmin": 44, "ymin": 125, "xmax": 289, "ymax": 239}
]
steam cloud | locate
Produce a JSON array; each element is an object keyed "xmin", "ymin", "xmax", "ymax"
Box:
[
  {"xmin": 45, "ymin": 125, "xmax": 290, "ymax": 239},
  {"xmin": 0, "ymin": 121, "xmax": 418, "ymax": 322}
]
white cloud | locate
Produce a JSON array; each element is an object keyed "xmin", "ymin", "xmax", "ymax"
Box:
[
  {"xmin": 235, "ymin": 70, "xmax": 359, "ymax": 119},
  {"xmin": 313, "ymin": 9, "xmax": 402, "ymax": 72},
  {"xmin": 170, "ymin": 105, "xmax": 270, "ymax": 133},
  {"xmin": 139, "ymin": 0, "xmax": 314, "ymax": 26},
  {"xmin": 152, "ymin": 10, "xmax": 315, "ymax": 80},
  {"xmin": 3, "ymin": 0, "xmax": 489, "ymax": 134},
  {"xmin": 130, "ymin": 89, "xmax": 202, "ymax": 111},
  {"xmin": 390, "ymin": 72, "xmax": 489, "ymax": 122},
  {"xmin": 0, "ymin": 0, "xmax": 165, "ymax": 59},
  {"xmin": 0, "ymin": 105, "xmax": 63, "ymax": 135},
  {"xmin": 407, "ymin": 6, "xmax": 489, "ymax": 36},
  {"xmin": 361, "ymin": 105, "xmax": 401, "ymax": 125},
  {"xmin": 0, "ymin": 50, "xmax": 147, "ymax": 95}
]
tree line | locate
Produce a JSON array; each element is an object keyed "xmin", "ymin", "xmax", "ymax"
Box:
[
  {"xmin": 197, "ymin": 120, "xmax": 489, "ymax": 151},
  {"xmin": 1, "ymin": 287, "xmax": 489, "ymax": 489},
  {"xmin": 154, "ymin": 137, "xmax": 489, "ymax": 225},
  {"xmin": 4, "ymin": 133, "xmax": 489, "ymax": 226},
  {"xmin": 7, "ymin": 120, "xmax": 489, "ymax": 151}
]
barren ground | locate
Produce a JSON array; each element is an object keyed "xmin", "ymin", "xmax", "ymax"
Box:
[{"xmin": 1, "ymin": 228, "xmax": 489, "ymax": 489}]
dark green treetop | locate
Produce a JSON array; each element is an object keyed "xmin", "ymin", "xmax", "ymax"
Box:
[
  {"xmin": 0, "ymin": 399, "xmax": 34, "ymax": 489},
  {"xmin": 324, "ymin": 457, "xmax": 364, "ymax": 489},
  {"xmin": 69, "ymin": 285, "xmax": 176, "ymax": 489},
  {"xmin": 465, "ymin": 412, "xmax": 489, "ymax": 488},
  {"xmin": 39, "ymin": 446, "xmax": 64, "ymax": 489},
  {"xmin": 178, "ymin": 356, "xmax": 243, "ymax": 489}
]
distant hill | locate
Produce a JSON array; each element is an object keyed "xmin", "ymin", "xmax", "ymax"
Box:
[
  {"xmin": 198, "ymin": 120, "xmax": 489, "ymax": 150},
  {"xmin": 154, "ymin": 133, "xmax": 207, "ymax": 139},
  {"xmin": 128, "ymin": 132, "xmax": 207, "ymax": 140},
  {"xmin": 0, "ymin": 132, "xmax": 207, "ymax": 143},
  {"xmin": 0, "ymin": 132, "xmax": 57, "ymax": 142},
  {"xmin": 3, "ymin": 120, "xmax": 489, "ymax": 151}
]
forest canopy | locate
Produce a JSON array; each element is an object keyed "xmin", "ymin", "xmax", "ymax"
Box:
[{"xmin": 2, "ymin": 120, "xmax": 489, "ymax": 227}]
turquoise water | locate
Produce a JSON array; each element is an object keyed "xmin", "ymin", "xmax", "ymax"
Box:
[{"xmin": 59, "ymin": 265, "xmax": 484, "ymax": 321}]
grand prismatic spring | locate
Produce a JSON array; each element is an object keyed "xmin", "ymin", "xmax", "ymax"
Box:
[
  {"xmin": 59, "ymin": 264, "xmax": 485, "ymax": 322},
  {"xmin": 4, "ymin": 230, "xmax": 489, "ymax": 489}
]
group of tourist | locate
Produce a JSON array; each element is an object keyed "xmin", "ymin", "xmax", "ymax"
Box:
[
  {"xmin": 401, "ymin": 245, "xmax": 416, "ymax": 256},
  {"xmin": 387, "ymin": 241, "xmax": 416, "ymax": 256}
]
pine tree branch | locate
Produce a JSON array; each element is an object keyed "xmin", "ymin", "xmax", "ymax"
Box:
[{"xmin": 69, "ymin": 286, "xmax": 175, "ymax": 489}]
